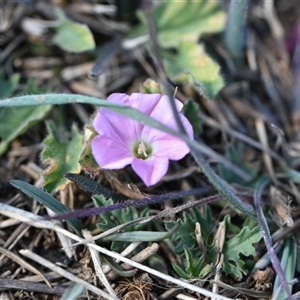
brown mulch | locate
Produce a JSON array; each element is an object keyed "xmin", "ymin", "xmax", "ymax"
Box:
[{"xmin": 1, "ymin": 1, "xmax": 300, "ymax": 299}]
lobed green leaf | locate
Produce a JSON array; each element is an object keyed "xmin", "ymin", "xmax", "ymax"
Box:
[
  {"xmin": 41, "ymin": 121, "xmax": 83, "ymax": 193},
  {"xmin": 0, "ymin": 105, "xmax": 51, "ymax": 155},
  {"xmin": 223, "ymin": 216, "xmax": 262, "ymax": 278},
  {"xmin": 129, "ymin": 0, "xmax": 226, "ymax": 48},
  {"xmin": 52, "ymin": 8, "xmax": 95, "ymax": 53},
  {"xmin": 164, "ymin": 41, "xmax": 224, "ymax": 99}
]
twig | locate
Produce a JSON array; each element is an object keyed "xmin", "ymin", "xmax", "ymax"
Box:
[
  {"xmin": 82, "ymin": 230, "xmax": 118, "ymax": 298},
  {"xmin": 1, "ymin": 203, "xmax": 234, "ymax": 300},
  {"xmin": 0, "ymin": 278, "xmax": 65, "ymax": 295},
  {"xmin": 19, "ymin": 249, "xmax": 116, "ymax": 300}
]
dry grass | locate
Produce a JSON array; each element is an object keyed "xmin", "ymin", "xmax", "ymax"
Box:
[{"xmin": 1, "ymin": 1, "xmax": 300, "ymax": 299}]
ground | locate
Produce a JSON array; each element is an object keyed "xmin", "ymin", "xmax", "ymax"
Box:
[{"xmin": 1, "ymin": 1, "xmax": 300, "ymax": 299}]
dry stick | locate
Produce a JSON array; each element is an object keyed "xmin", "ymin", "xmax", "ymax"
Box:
[
  {"xmin": 19, "ymin": 249, "xmax": 116, "ymax": 300},
  {"xmin": 199, "ymin": 111, "xmax": 284, "ymax": 164},
  {"xmin": 255, "ymin": 118, "xmax": 277, "ymax": 184},
  {"xmin": 0, "ymin": 278, "xmax": 65, "ymax": 295},
  {"xmin": 102, "ymin": 242, "xmax": 142, "ymax": 274},
  {"xmin": 212, "ymin": 221, "xmax": 226, "ymax": 300},
  {"xmin": 0, "ymin": 203, "xmax": 233, "ymax": 300},
  {"xmin": 106, "ymin": 243, "xmax": 160, "ymax": 281},
  {"xmin": 82, "ymin": 230, "xmax": 118, "ymax": 298},
  {"xmin": 41, "ymin": 228, "xmax": 234, "ymax": 300},
  {"xmin": 0, "ymin": 246, "xmax": 51, "ymax": 288}
]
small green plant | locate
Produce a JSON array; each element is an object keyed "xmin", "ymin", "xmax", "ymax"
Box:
[
  {"xmin": 94, "ymin": 194, "xmax": 149, "ymax": 252},
  {"xmin": 166, "ymin": 208, "xmax": 262, "ymax": 279}
]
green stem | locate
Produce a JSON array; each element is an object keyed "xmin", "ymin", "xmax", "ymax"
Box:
[{"xmin": 191, "ymin": 149, "xmax": 255, "ymax": 217}]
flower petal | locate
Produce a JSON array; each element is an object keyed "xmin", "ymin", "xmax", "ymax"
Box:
[
  {"xmin": 152, "ymin": 136, "xmax": 190, "ymax": 160},
  {"xmin": 91, "ymin": 136, "xmax": 133, "ymax": 169},
  {"xmin": 128, "ymin": 93, "xmax": 162, "ymax": 115},
  {"xmin": 148, "ymin": 95, "xmax": 184, "ymax": 126},
  {"xmin": 93, "ymin": 106, "xmax": 142, "ymax": 144},
  {"xmin": 94, "ymin": 93, "xmax": 169, "ymax": 145},
  {"xmin": 106, "ymin": 93, "xmax": 129, "ymax": 104},
  {"xmin": 141, "ymin": 96, "xmax": 193, "ymax": 141},
  {"xmin": 107, "ymin": 93, "xmax": 162, "ymax": 115},
  {"xmin": 131, "ymin": 157, "xmax": 169, "ymax": 187}
]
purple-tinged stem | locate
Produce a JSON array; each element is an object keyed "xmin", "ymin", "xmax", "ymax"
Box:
[{"xmin": 254, "ymin": 177, "xmax": 292, "ymax": 300}]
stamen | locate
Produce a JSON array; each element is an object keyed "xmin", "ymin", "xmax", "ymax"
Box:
[{"xmin": 137, "ymin": 141, "xmax": 148, "ymax": 157}]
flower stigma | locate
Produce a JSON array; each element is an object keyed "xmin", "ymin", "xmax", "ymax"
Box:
[{"xmin": 133, "ymin": 140, "xmax": 152, "ymax": 160}]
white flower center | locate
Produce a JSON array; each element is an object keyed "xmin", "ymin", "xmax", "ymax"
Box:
[
  {"xmin": 133, "ymin": 140, "xmax": 152, "ymax": 160},
  {"xmin": 137, "ymin": 141, "xmax": 148, "ymax": 157}
]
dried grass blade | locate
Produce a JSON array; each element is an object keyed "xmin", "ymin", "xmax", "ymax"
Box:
[{"xmin": 19, "ymin": 249, "xmax": 117, "ymax": 300}]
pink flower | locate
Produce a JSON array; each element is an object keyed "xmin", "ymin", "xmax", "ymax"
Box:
[{"xmin": 91, "ymin": 93, "xmax": 193, "ymax": 186}]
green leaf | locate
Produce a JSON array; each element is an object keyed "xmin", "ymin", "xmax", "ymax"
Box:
[
  {"xmin": 165, "ymin": 212, "xmax": 198, "ymax": 254},
  {"xmin": 223, "ymin": 217, "xmax": 262, "ymax": 278},
  {"xmin": 172, "ymin": 248, "xmax": 212, "ymax": 279},
  {"xmin": 0, "ymin": 105, "xmax": 52, "ymax": 155},
  {"xmin": 60, "ymin": 284, "xmax": 84, "ymax": 300},
  {"xmin": 273, "ymin": 237, "xmax": 297, "ymax": 299},
  {"xmin": 100, "ymin": 255, "xmax": 136, "ymax": 277},
  {"xmin": 165, "ymin": 205, "xmax": 215, "ymax": 255},
  {"xmin": 188, "ymin": 251, "xmax": 213, "ymax": 279},
  {"xmin": 41, "ymin": 121, "xmax": 83, "ymax": 193},
  {"xmin": 102, "ymin": 225, "xmax": 178, "ymax": 242},
  {"xmin": 182, "ymin": 100, "xmax": 202, "ymax": 135},
  {"xmin": 0, "ymin": 74, "xmax": 20, "ymax": 98},
  {"xmin": 94, "ymin": 195, "xmax": 140, "ymax": 231},
  {"xmin": 52, "ymin": 9, "xmax": 95, "ymax": 53},
  {"xmin": 130, "ymin": 0, "xmax": 226, "ymax": 48},
  {"xmin": 284, "ymin": 167, "xmax": 300, "ymax": 183},
  {"xmin": 164, "ymin": 41, "xmax": 224, "ymax": 99},
  {"xmin": 10, "ymin": 180, "xmax": 82, "ymax": 235},
  {"xmin": 93, "ymin": 194, "xmax": 149, "ymax": 252},
  {"xmin": 172, "ymin": 263, "xmax": 190, "ymax": 280},
  {"xmin": 25, "ymin": 77, "xmax": 48, "ymax": 94}
]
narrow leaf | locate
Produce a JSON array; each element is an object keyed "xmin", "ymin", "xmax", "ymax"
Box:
[
  {"xmin": 100, "ymin": 254, "xmax": 136, "ymax": 277},
  {"xmin": 10, "ymin": 180, "xmax": 82, "ymax": 235},
  {"xmin": 273, "ymin": 237, "xmax": 297, "ymax": 299},
  {"xmin": 102, "ymin": 225, "xmax": 178, "ymax": 242},
  {"xmin": 65, "ymin": 173, "xmax": 115, "ymax": 199},
  {"xmin": 60, "ymin": 284, "xmax": 84, "ymax": 300}
]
